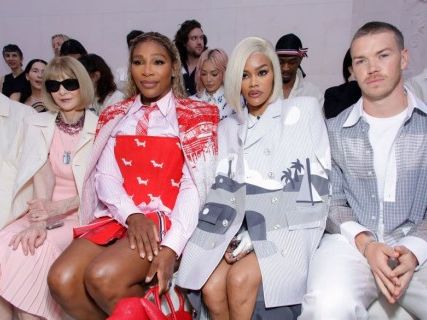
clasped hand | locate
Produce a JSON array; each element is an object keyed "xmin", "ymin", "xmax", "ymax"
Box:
[
  {"xmin": 9, "ymin": 221, "xmax": 47, "ymax": 255},
  {"xmin": 365, "ymin": 242, "xmax": 418, "ymax": 304},
  {"xmin": 26, "ymin": 199, "xmax": 59, "ymax": 222}
]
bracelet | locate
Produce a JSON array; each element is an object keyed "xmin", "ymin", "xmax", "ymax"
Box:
[{"xmin": 362, "ymin": 239, "xmax": 376, "ymax": 257}]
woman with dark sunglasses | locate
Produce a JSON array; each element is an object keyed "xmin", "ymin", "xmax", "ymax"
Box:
[{"xmin": 0, "ymin": 56, "xmax": 98, "ymax": 320}]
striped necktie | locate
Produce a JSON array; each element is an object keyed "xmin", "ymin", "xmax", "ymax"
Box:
[{"xmin": 135, "ymin": 104, "xmax": 158, "ymax": 135}]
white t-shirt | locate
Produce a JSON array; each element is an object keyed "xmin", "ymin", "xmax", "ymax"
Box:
[{"xmin": 363, "ymin": 108, "xmax": 407, "ymax": 202}]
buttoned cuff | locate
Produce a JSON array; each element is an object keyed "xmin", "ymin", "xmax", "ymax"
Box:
[
  {"xmin": 397, "ymin": 236, "xmax": 427, "ymax": 267},
  {"xmin": 340, "ymin": 221, "xmax": 374, "ymax": 248}
]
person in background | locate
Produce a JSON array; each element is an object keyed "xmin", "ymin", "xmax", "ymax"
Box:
[
  {"xmin": 51, "ymin": 34, "xmax": 70, "ymax": 57},
  {"xmin": 174, "ymin": 19, "xmax": 207, "ymax": 95},
  {"xmin": 47, "ymin": 32, "xmax": 218, "ymax": 320},
  {"xmin": 177, "ymin": 36, "xmax": 330, "ymax": 320},
  {"xmin": 275, "ymin": 34, "xmax": 323, "ymax": 105},
  {"xmin": 323, "ymin": 48, "xmax": 361, "ymax": 119},
  {"xmin": 1, "ymin": 44, "xmax": 27, "ymax": 98},
  {"xmin": 0, "ymin": 56, "xmax": 97, "ymax": 320},
  {"xmin": 191, "ymin": 48, "xmax": 233, "ymax": 120},
  {"xmin": 60, "ymin": 39, "xmax": 88, "ymax": 59},
  {"xmin": 10, "ymin": 59, "xmax": 48, "ymax": 112},
  {"xmin": 300, "ymin": 21, "xmax": 427, "ymax": 320},
  {"xmin": 79, "ymin": 53, "xmax": 124, "ymax": 115}
]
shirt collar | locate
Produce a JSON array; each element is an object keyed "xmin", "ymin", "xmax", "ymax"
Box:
[
  {"xmin": 343, "ymin": 87, "xmax": 427, "ymax": 128},
  {"xmin": 130, "ymin": 90, "xmax": 174, "ymax": 117}
]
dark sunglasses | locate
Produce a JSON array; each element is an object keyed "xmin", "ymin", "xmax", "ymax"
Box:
[{"xmin": 45, "ymin": 78, "xmax": 80, "ymax": 93}]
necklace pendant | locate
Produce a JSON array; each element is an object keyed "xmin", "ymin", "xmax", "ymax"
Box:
[{"xmin": 63, "ymin": 151, "xmax": 71, "ymax": 165}]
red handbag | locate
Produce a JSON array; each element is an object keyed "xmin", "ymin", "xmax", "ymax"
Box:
[{"xmin": 108, "ymin": 285, "xmax": 192, "ymax": 320}]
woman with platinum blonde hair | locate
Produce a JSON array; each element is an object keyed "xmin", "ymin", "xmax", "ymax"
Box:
[
  {"xmin": 177, "ymin": 37, "xmax": 330, "ymax": 319},
  {"xmin": 0, "ymin": 56, "xmax": 97, "ymax": 320},
  {"xmin": 191, "ymin": 48, "xmax": 233, "ymax": 120}
]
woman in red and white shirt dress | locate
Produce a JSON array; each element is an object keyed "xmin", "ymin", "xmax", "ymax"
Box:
[{"xmin": 47, "ymin": 32, "xmax": 219, "ymax": 319}]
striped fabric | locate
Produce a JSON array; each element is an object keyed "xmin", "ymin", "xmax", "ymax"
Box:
[{"xmin": 326, "ymin": 90, "xmax": 427, "ymax": 244}]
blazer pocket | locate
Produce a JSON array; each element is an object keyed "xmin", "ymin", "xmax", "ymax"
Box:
[
  {"xmin": 197, "ymin": 202, "xmax": 236, "ymax": 234},
  {"xmin": 287, "ymin": 202, "xmax": 327, "ymax": 230}
]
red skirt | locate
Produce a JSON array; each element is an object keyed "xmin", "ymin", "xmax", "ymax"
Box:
[{"xmin": 73, "ymin": 212, "xmax": 171, "ymax": 245}]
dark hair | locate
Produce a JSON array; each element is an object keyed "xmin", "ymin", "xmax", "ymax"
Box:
[
  {"xmin": 127, "ymin": 32, "xmax": 186, "ymax": 99},
  {"xmin": 275, "ymin": 33, "xmax": 306, "ymax": 78},
  {"xmin": 126, "ymin": 30, "xmax": 144, "ymax": 49},
  {"xmin": 78, "ymin": 53, "xmax": 117, "ymax": 105},
  {"xmin": 59, "ymin": 39, "xmax": 88, "ymax": 57},
  {"xmin": 2, "ymin": 44, "xmax": 23, "ymax": 59},
  {"xmin": 352, "ymin": 21, "xmax": 404, "ymax": 50},
  {"xmin": 20, "ymin": 59, "xmax": 48, "ymax": 103},
  {"xmin": 174, "ymin": 19, "xmax": 207, "ymax": 64},
  {"xmin": 342, "ymin": 48, "xmax": 352, "ymax": 83}
]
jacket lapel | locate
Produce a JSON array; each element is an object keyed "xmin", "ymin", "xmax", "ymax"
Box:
[
  {"xmin": 243, "ymin": 100, "xmax": 282, "ymax": 149},
  {"xmin": 74, "ymin": 111, "xmax": 97, "ymax": 158}
]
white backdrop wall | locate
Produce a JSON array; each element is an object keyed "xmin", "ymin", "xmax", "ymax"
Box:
[{"xmin": 0, "ymin": 0, "xmax": 426, "ymax": 92}]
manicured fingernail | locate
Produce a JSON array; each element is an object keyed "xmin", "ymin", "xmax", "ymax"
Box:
[
  {"xmin": 154, "ymin": 250, "xmax": 158, "ymax": 256},
  {"xmin": 148, "ymin": 255, "xmax": 153, "ymax": 261},
  {"xmin": 140, "ymin": 253, "xmax": 145, "ymax": 258},
  {"xmin": 131, "ymin": 245, "xmax": 135, "ymax": 249}
]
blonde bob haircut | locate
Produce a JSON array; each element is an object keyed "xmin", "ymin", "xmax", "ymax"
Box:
[
  {"xmin": 42, "ymin": 56, "xmax": 94, "ymax": 112},
  {"xmin": 195, "ymin": 48, "xmax": 228, "ymax": 94},
  {"xmin": 224, "ymin": 37, "xmax": 283, "ymax": 113},
  {"xmin": 125, "ymin": 32, "xmax": 187, "ymax": 99}
]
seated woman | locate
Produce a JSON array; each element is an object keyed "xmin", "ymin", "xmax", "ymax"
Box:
[
  {"xmin": 191, "ymin": 48, "xmax": 233, "ymax": 120},
  {"xmin": 10, "ymin": 59, "xmax": 48, "ymax": 112},
  {"xmin": 0, "ymin": 56, "xmax": 97, "ymax": 320},
  {"xmin": 79, "ymin": 53, "xmax": 125, "ymax": 115},
  {"xmin": 177, "ymin": 37, "xmax": 331, "ymax": 320},
  {"xmin": 47, "ymin": 32, "xmax": 219, "ymax": 320}
]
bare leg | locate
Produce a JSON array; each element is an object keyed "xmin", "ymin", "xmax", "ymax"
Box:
[
  {"xmin": 202, "ymin": 259, "xmax": 232, "ymax": 320},
  {"xmin": 48, "ymin": 238, "xmax": 106, "ymax": 320},
  {"xmin": 84, "ymin": 237, "xmax": 154, "ymax": 314},
  {"xmin": 227, "ymin": 253, "xmax": 261, "ymax": 320},
  {"xmin": 0, "ymin": 297, "xmax": 13, "ymax": 320}
]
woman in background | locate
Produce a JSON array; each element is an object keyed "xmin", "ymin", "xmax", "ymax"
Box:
[
  {"xmin": 79, "ymin": 53, "xmax": 124, "ymax": 115},
  {"xmin": 0, "ymin": 56, "xmax": 97, "ymax": 320},
  {"xmin": 191, "ymin": 48, "xmax": 233, "ymax": 120},
  {"xmin": 10, "ymin": 59, "xmax": 48, "ymax": 112}
]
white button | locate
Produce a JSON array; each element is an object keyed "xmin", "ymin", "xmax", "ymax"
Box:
[
  {"xmin": 368, "ymin": 171, "xmax": 373, "ymax": 176},
  {"xmin": 222, "ymin": 219, "xmax": 229, "ymax": 227},
  {"xmin": 202, "ymin": 208, "xmax": 209, "ymax": 215},
  {"xmin": 264, "ymin": 148, "xmax": 271, "ymax": 156},
  {"xmin": 271, "ymin": 197, "xmax": 278, "ymax": 204},
  {"xmin": 230, "ymin": 197, "xmax": 236, "ymax": 204},
  {"xmin": 268, "ymin": 172, "xmax": 274, "ymax": 178},
  {"xmin": 371, "ymin": 216, "xmax": 376, "ymax": 220},
  {"xmin": 371, "ymin": 194, "xmax": 376, "ymax": 198},
  {"xmin": 219, "ymin": 178, "xmax": 224, "ymax": 183},
  {"xmin": 273, "ymin": 224, "xmax": 281, "ymax": 230}
]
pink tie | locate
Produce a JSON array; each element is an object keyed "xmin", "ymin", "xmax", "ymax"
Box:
[{"xmin": 136, "ymin": 104, "xmax": 158, "ymax": 135}]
